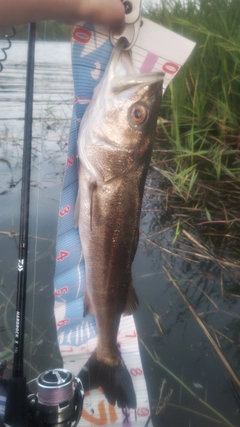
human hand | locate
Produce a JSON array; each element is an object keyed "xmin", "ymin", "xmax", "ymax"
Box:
[
  {"xmin": 66, "ymin": 0, "xmax": 125, "ymax": 34},
  {"xmin": 0, "ymin": 0, "xmax": 125, "ymax": 32}
]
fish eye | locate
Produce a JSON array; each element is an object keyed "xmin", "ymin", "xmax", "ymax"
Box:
[{"xmin": 129, "ymin": 104, "xmax": 148, "ymax": 125}]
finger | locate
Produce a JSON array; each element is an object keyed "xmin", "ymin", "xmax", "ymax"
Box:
[
  {"xmin": 109, "ymin": 0, "xmax": 125, "ymax": 34},
  {"xmin": 95, "ymin": 0, "xmax": 125, "ymax": 34}
]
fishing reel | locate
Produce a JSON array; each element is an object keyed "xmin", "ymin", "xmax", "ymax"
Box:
[{"xmin": 27, "ymin": 369, "xmax": 84, "ymax": 427}]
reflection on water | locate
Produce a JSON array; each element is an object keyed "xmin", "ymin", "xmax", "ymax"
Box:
[
  {"xmin": 0, "ymin": 41, "xmax": 72, "ymax": 380},
  {"xmin": 0, "ymin": 41, "xmax": 240, "ymax": 427},
  {"xmin": 0, "ymin": 41, "xmax": 72, "ymax": 124}
]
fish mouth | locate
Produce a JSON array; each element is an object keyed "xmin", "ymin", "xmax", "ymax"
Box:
[
  {"xmin": 114, "ymin": 37, "xmax": 130, "ymax": 52},
  {"xmin": 109, "ymin": 37, "xmax": 164, "ymax": 94},
  {"xmin": 110, "ymin": 37, "xmax": 130, "ymax": 67}
]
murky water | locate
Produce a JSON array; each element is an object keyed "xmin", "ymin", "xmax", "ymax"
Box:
[{"xmin": 0, "ymin": 41, "xmax": 240, "ymax": 427}]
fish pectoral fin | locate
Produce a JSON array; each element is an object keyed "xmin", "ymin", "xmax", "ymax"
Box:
[
  {"xmin": 123, "ymin": 281, "xmax": 139, "ymax": 315},
  {"xmin": 83, "ymin": 291, "xmax": 94, "ymax": 317},
  {"xmin": 88, "ymin": 181, "xmax": 97, "ymax": 231},
  {"xmin": 74, "ymin": 191, "xmax": 80, "ymax": 228}
]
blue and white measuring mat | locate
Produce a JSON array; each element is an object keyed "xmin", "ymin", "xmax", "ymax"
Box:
[{"xmin": 54, "ymin": 19, "xmax": 195, "ymax": 426}]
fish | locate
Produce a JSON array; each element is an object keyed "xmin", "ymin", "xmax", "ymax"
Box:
[{"xmin": 75, "ymin": 37, "xmax": 164, "ymax": 409}]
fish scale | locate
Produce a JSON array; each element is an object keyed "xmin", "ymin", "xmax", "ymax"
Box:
[{"xmin": 75, "ymin": 38, "xmax": 164, "ymax": 409}]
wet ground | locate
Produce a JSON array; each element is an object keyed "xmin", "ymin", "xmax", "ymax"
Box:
[{"xmin": 0, "ymin": 41, "xmax": 240, "ymax": 426}]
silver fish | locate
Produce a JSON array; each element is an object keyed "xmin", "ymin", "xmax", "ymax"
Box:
[{"xmin": 75, "ymin": 37, "xmax": 164, "ymax": 408}]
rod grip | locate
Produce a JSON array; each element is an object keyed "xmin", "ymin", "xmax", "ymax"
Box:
[{"xmin": 4, "ymin": 376, "xmax": 28, "ymax": 426}]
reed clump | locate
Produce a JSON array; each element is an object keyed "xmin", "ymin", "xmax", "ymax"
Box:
[{"xmin": 145, "ymin": 0, "xmax": 240, "ymax": 197}]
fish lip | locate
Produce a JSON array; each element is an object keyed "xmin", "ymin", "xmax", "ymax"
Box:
[
  {"xmin": 107, "ymin": 37, "xmax": 133, "ymax": 81},
  {"xmin": 109, "ymin": 37, "xmax": 165, "ymax": 93},
  {"xmin": 111, "ymin": 37, "xmax": 130, "ymax": 62},
  {"xmin": 115, "ymin": 37, "xmax": 130, "ymax": 51}
]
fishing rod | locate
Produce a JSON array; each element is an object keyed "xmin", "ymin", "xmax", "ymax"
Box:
[
  {"xmin": 14, "ymin": 21, "xmax": 36, "ymax": 381},
  {"xmin": 3, "ymin": 21, "xmax": 36, "ymax": 426},
  {"xmin": 0, "ymin": 23, "xmax": 83, "ymax": 427}
]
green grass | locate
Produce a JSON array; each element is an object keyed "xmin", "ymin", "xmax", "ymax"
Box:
[{"xmin": 145, "ymin": 0, "xmax": 240, "ymax": 197}]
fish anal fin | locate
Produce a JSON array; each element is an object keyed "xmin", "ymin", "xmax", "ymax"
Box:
[
  {"xmin": 83, "ymin": 291, "xmax": 94, "ymax": 317},
  {"xmin": 123, "ymin": 282, "xmax": 139, "ymax": 316}
]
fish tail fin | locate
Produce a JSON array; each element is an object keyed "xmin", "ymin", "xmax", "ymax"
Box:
[{"xmin": 78, "ymin": 351, "xmax": 136, "ymax": 409}]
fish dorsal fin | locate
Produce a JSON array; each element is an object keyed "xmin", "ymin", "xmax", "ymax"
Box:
[
  {"xmin": 123, "ymin": 281, "xmax": 139, "ymax": 315},
  {"xmin": 83, "ymin": 291, "xmax": 94, "ymax": 317}
]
